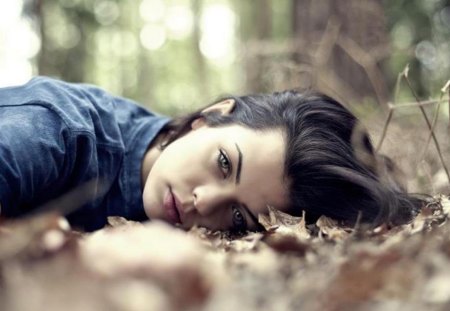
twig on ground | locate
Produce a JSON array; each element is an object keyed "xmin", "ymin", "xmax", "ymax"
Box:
[
  {"xmin": 419, "ymin": 100, "xmax": 441, "ymax": 163},
  {"xmin": 403, "ymin": 73, "xmax": 450, "ymax": 187},
  {"xmin": 419, "ymin": 81, "xmax": 450, "ymax": 164},
  {"xmin": 441, "ymin": 80, "xmax": 450, "ymax": 127},
  {"xmin": 392, "ymin": 97, "xmax": 449, "ymax": 109}
]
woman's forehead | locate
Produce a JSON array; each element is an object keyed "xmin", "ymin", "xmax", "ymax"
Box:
[{"xmin": 224, "ymin": 125, "xmax": 290, "ymax": 212}]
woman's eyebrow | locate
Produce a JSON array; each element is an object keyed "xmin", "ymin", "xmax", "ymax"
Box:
[
  {"xmin": 234, "ymin": 142, "xmax": 242, "ymax": 184},
  {"xmin": 233, "ymin": 143, "xmax": 260, "ymax": 228}
]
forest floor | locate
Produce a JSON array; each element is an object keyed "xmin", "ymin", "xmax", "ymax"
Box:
[
  {"xmin": 1, "ymin": 195, "xmax": 450, "ymax": 311},
  {"xmin": 1, "ymin": 83, "xmax": 449, "ymax": 311}
]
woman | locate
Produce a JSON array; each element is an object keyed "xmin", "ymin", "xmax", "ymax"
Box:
[{"xmin": 0, "ymin": 77, "xmax": 421, "ymax": 232}]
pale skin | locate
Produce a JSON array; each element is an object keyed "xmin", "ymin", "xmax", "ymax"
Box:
[{"xmin": 141, "ymin": 100, "xmax": 291, "ymax": 232}]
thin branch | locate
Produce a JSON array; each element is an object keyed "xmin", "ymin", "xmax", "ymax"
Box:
[
  {"xmin": 391, "ymin": 97, "xmax": 449, "ymax": 109},
  {"xmin": 441, "ymin": 80, "xmax": 450, "ymax": 127},
  {"xmin": 404, "ymin": 76, "xmax": 450, "ymax": 187},
  {"xmin": 394, "ymin": 67, "xmax": 403, "ymax": 104},
  {"xmin": 418, "ymin": 101, "xmax": 441, "ymax": 164},
  {"xmin": 376, "ymin": 104, "xmax": 394, "ymax": 152},
  {"xmin": 422, "ymin": 81, "xmax": 450, "ymax": 162}
]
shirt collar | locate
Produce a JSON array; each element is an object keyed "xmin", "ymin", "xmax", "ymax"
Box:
[{"xmin": 121, "ymin": 116, "xmax": 170, "ymax": 220}]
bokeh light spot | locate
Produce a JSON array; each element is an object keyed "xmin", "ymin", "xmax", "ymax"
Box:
[
  {"xmin": 140, "ymin": 24, "xmax": 166, "ymax": 50},
  {"xmin": 140, "ymin": 0, "xmax": 165, "ymax": 23},
  {"xmin": 94, "ymin": 0, "xmax": 120, "ymax": 26},
  {"xmin": 166, "ymin": 5, "xmax": 193, "ymax": 40},
  {"xmin": 199, "ymin": 4, "xmax": 236, "ymax": 66}
]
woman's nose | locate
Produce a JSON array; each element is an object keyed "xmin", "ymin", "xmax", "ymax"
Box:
[{"xmin": 192, "ymin": 184, "xmax": 233, "ymax": 216}]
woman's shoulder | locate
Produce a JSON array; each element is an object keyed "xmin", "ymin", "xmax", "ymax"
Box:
[
  {"xmin": 0, "ymin": 76, "xmax": 110, "ymax": 117},
  {"xmin": 0, "ymin": 76, "xmax": 169, "ymax": 149}
]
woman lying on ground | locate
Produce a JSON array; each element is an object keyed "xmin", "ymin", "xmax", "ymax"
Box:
[{"xmin": 0, "ymin": 77, "xmax": 423, "ymax": 232}]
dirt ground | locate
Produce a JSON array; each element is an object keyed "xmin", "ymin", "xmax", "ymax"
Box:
[{"xmin": 1, "ymin": 195, "xmax": 450, "ymax": 311}]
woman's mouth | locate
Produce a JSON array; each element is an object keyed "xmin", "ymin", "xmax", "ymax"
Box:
[{"xmin": 163, "ymin": 188, "xmax": 182, "ymax": 225}]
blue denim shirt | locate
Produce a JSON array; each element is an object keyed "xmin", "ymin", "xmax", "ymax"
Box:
[{"xmin": 0, "ymin": 77, "xmax": 170, "ymax": 231}]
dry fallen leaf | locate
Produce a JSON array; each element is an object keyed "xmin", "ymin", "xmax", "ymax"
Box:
[
  {"xmin": 259, "ymin": 206, "xmax": 311, "ymax": 240},
  {"xmin": 315, "ymin": 215, "xmax": 351, "ymax": 241},
  {"xmin": 3, "ymin": 195, "xmax": 450, "ymax": 311}
]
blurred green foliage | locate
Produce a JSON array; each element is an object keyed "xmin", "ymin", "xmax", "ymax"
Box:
[
  {"xmin": 384, "ymin": 0, "xmax": 450, "ymax": 100},
  {"xmin": 25, "ymin": 0, "xmax": 450, "ymax": 115}
]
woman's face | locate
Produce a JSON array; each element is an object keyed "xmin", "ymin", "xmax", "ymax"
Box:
[{"xmin": 142, "ymin": 105, "xmax": 290, "ymax": 232}]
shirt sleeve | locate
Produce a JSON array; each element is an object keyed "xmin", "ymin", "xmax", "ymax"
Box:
[{"xmin": 0, "ymin": 104, "xmax": 74, "ymax": 217}]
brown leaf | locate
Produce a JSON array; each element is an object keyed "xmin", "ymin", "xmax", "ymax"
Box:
[
  {"xmin": 227, "ymin": 232, "xmax": 264, "ymax": 252},
  {"xmin": 259, "ymin": 206, "xmax": 310, "ymax": 240},
  {"xmin": 323, "ymin": 249, "xmax": 416, "ymax": 310},
  {"xmin": 263, "ymin": 234, "xmax": 310, "ymax": 256},
  {"xmin": 315, "ymin": 215, "xmax": 351, "ymax": 241}
]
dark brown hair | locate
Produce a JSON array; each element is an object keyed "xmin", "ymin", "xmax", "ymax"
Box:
[{"xmin": 161, "ymin": 91, "xmax": 423, "ymax": 227}]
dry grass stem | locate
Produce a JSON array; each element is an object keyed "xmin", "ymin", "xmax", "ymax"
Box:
[
  {"xmin": 392, "ymin": 97, "xmax": 449, "ymax": 109},
  {"xmin": 419, "ymin": 101, "xmax": 441, "ymax": 164},
  {"xmin": 442, "ymin": 80, "xmax": 450, "ymax": 126},
  {"xmin": 404, "ymin": 75, "xmax": 450, "ymax": 187},
  {"xmin": 421, "ymin": 80, "xmax": 450, "ymax": 163}
]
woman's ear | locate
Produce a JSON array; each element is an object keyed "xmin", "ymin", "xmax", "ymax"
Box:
[
  {"xmin": 190, "ymin": 99, "xmax": 236, "ymax": 130},
  {"xmin": 201, "ymin": 99, "xmax": 235, "ymax": 115},
  {"xmin": 191, "ymin": 117, "xmax": 206, "ymax": 130}
]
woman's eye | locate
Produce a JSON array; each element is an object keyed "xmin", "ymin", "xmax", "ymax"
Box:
[
  {"xmin": 231, "ymin": 205, "xmax": 247, "ymax": 232},
  {"xmin": 217, "ymin": 149, "xmax": 231, "ymax": 177}
]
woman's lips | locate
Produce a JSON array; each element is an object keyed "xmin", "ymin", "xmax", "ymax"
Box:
[{"xmin": 163, "ymin": 188, "xmax": 182, "ymax": 225}]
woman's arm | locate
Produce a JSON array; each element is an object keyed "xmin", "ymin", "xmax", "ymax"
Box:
[{"xmin": 0, "ymin": 104, "xmax": 73, "ymax": 218}]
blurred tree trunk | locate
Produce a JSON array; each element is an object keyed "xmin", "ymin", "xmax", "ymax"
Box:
[
  {"xmin": 191, "ymin": 0, "xmax": 210, "ymax": 101},
  {"xmin": 137, "ymin": 44, "xmax": 154, "ymax": 106},
  {"xmin": 291, "ymin": 0, "xmax": 389, "ymax": 106},
  {"xmin": 250, "ymin": 0, "xmax": 271, "ymax": 92},
  {"xmin": 35, "ymin": 0, "xmax": 90, "ymax": 82},
  {"xmin": 34, "ymin": 0, "xmax": 49, "ymax": 77},
  {"xmin": 60, "ymin": 22, "xmax": 88, "ymax": 82},
  {"xmin": 236, "ymin": 0, "xmax": 272, "ymax": 93}
]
